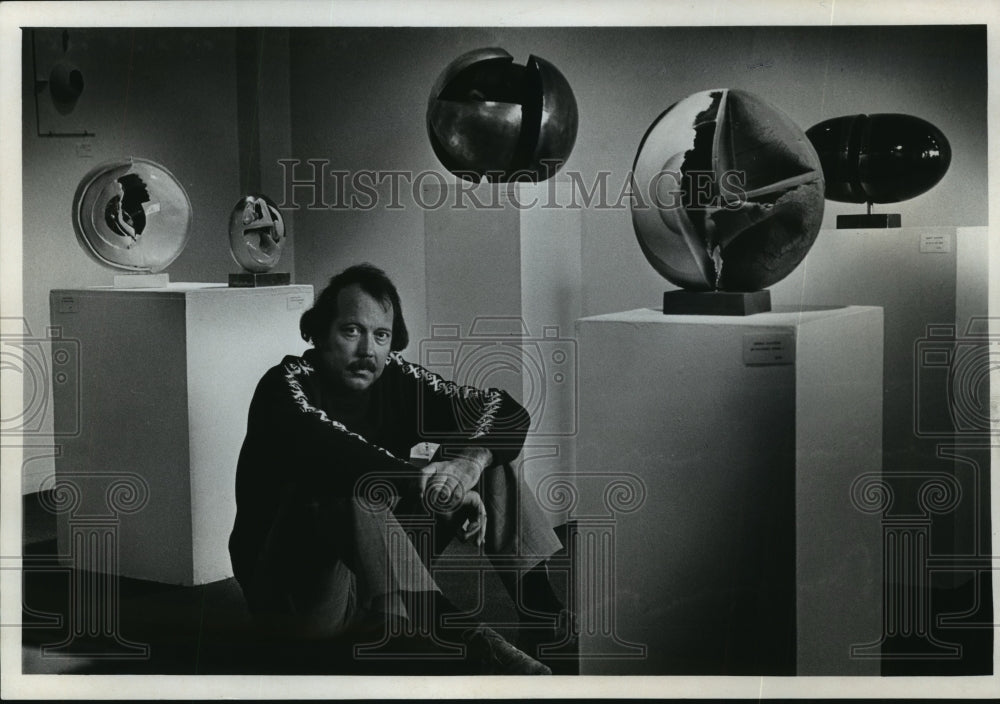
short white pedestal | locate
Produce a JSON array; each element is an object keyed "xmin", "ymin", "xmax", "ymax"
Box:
[
  {"xmin": 572, "ymin": 305, "xmax": 883, "ymax": 674},
  {"xmin": 49, "ymin": 284, "xmax": 313, "ymax": 585}
]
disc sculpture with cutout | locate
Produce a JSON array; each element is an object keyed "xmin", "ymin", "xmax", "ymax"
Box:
[
  {"xmin": 73, "ymin": 157, "xmax": 193, "ymax": 273},
  {"xmin": 427, "ymin": 47, "xmax": 578, "ymax": 183},
  {"xmin": 631, "ymin": 88, "xmax": 825, "ymax": 294}
]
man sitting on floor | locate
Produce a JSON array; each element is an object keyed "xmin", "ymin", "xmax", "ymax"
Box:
[{"xmin": 228, "ymin": 263, "xmax": 569, "ymax": 674}]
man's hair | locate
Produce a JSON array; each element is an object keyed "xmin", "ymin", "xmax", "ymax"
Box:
[{"xmin": 300, "ymin": 263, "xmax": 409, "ymax": 352}]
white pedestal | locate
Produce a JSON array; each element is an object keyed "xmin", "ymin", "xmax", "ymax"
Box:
[
  {"xmin": 771, "ymin": 226, "xmax": 989, "ymax": 469},
  {"xmin": 423, "ymin": 182, "xmax": 581, "ymax": 508},
  {"xmin": 572, "ymin": 305, "xmax": 883, "ymax": 674},
  {"xmin": 49, "ymin": 284, "xmax": 313, "ymax": 585},
  {"xmin": 770, "ymin": 226, "xmax": 992, "ymax": 574}
]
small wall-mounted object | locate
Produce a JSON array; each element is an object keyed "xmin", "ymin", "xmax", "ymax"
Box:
[
  {"xmin": 227, "ymin": 194, "xmax": 289, "ymax": 287},
  {"xmin": 806, "ymin": 114, "xmax": 951, "ymax": 229},
  {"xmin": 427, "ymin": 47, "xmax": 578, "ymax": 183},
  {"xmin": 631, "ymin": 88, "xmax": 825, "ymax": 315},
  {"xmin": 32, "ymin": 28, "xmax": 93, "ymax": 136},
  {"xmin": 48, "ymin": 60, "xmax": 84, "ymax": 107},
  {"xmin": 72, "ymin": 157, "xmax": 193, "ymax": 287}
]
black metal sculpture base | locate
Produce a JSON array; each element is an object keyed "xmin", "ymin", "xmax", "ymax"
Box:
[
  {"xmin": 228, "ymin": 272, "xmax": 291, "ymax": 288},
  {"xmin": 837, "ymin": 213, "xmax": 902, "ymax": 229},
  {"xmin": 663, "ymin": 290, "xmax": 771, "ymax": 316}
]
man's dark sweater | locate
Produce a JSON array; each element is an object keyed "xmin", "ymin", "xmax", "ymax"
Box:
[{"xmin": 228, "ymin": 348, "xmax": 531, "ymax": 590}]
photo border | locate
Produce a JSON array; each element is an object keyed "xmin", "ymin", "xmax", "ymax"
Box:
[{"xmin": 2, "ymin": 0, "xmax": 998, "ymax": 699}]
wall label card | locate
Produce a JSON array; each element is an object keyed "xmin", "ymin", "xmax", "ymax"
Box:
[
  {"xmin": 920, "ymin": 232, "xmax": 952, "ymax": 253},
  {"xmin": 57, "ymin": 295, "xmax": 77, "ymax": 313},
  {"xmin": 743, "ymin": 332, "xmax": 795, "ymax": 365}
]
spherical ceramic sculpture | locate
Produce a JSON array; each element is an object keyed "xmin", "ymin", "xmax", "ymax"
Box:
[
  {"xmin": 228, "ymin": 194, "xmax": 285, "ymax": 273},
  {"xmin": 72, "ymin": 157, "xmax": 193, "ymax": 272},
  {"xmin": 427, "ymin": 47, "xmax": 578, "ymax": 183},
  {"xmin": 631, "ymin": 89, "xmax": 825, "ymax": 292},
  {"xmin": 806, "ymin": 113, "xmax": 951, "ymax": 204}
]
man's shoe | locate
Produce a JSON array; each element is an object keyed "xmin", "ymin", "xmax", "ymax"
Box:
[{"xmin": 462, "ymin": 625, "xmax": 552, "ymax": 675}]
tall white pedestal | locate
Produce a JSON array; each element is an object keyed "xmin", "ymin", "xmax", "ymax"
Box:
[
  {"xmin": 49, "ymin": 284, "xmax": 313, "ymax": 585},
  {"xmin": 572, "ymin": 305, "xmax": 883, "ymax": 675},
  {"xmin": 423, "ymin": 182, "xmax": 581, "ymax": 507},
  {"xmin": 770, "ymin": 226, "xmax": 991, "ymax": 574},
  {"xmin": 772, "ymin": 226, "xmax": 989, "ymax": 468}
]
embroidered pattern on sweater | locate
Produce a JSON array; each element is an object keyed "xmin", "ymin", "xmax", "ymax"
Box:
[
  {"xmin": 388, "ymin": 352, "xmax": 503, "ymax": 439},
  {"xmin": 282, "ymin": 358, "xmax": 402, "ymax": 461}
]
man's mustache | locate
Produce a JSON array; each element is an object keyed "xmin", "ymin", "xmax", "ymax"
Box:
[{"xmin": 348, "ymin": 359, "xmax": 377, "ymax": 373}]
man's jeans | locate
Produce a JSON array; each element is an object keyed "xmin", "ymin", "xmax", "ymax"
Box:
[{"xmin": 240, "ymin": 462, "xmax": 562, "ymax": 639}]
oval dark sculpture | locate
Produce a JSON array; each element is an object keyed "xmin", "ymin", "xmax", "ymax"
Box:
[
  {"xmin": 631, "ymin": 88, "xmax": 825, "ymax": 292},
  {"xmin": 806, "ymin": 113, "xmax": 951, "ymax": 204},
  {"xmin": 427, "ymin": 47, "xmax": 578, "ymax": 183}
]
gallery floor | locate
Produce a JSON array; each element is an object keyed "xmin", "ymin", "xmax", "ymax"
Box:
[
  {"xmin": 19, "ymin": 490, "xmax": 576, "ymax": 676},
  {"xmin": 19, "ymin": 490, "xmax": 991, "ymax": 676}
]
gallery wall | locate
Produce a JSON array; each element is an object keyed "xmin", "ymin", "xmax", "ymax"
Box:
[
  {"xmin": 18, "ymin": 25, "xmax": 988, "ymax": 496},
  {"xmin": 19, "ymin": 28, "xmax": 294, "ymax": 492},
  {"xmin": 286, "ymin": 25, "xmax": 987, "ymax": 339}
]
